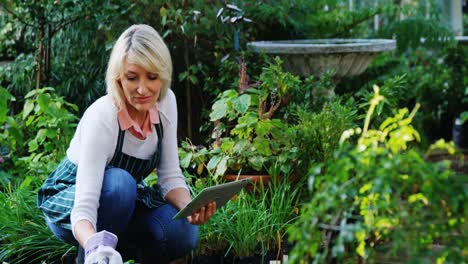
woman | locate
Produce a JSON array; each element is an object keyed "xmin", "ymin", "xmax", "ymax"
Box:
[{"xmin": 37, "ymin": 24, "xmax": 216, "ymax": 264}]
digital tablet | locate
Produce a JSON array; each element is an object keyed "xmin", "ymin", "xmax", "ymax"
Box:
[{"xmin": 173, "ymin": 178, "xmax": 252, "ymax": 220}]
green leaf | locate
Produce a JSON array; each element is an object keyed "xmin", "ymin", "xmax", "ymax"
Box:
[
  {"xmin": 22, "ymin": 100, "xmax": 34, "ymax": 120},
  {"xmin": 28, "ymin": 140, "xmax": 39, "ymax": 152},
  {"xmin": 215, "ymin": 156, "xmax": 228, "ymax": 177},
  {"xmin": 6, "ymin": 125, "xmax": 23, "ymax": 145},
  {"xmin": 24, "ymin": 89, "xmax": 38, "ymax": 99},
  {"xmin": 209, "ymin": 99, "xmax": 228, "ymax": 121},
  {"xmin": 25, "ymin": 115, "xmax": 35, "ymax": 127},
  {"xmin": 256, "ymin": 120, "xmax": 272, "ymax": 137},
  {"xmin": 0, "ymin": 88, "xmax": 13, "ymax": 122},
  {"xmin": 248, "ymin": 156, "xmax": 264, "ymax": 171},
  {"xmin": 232, "ymin": 94, "xmax": 251, "ymax": 114},
  {"xmin": 45, "ymin": 129, "xmax": 56, "ymax": 138},
  {"xmin": 189, "ymin": 75, "xmax": 198, "ymax": 84},
  {"xmin": 178, "ymin": 71, "xmax": 188, "ymax": 81},
  {"xmin": 207, "ymin": 155, "xmax": 222, "ymax": 170},
  {"xmin": 162, "ymin": 29, "xmax": 172, "ymax": 39},
  {"xmin": 65, "ymin": 101, "xmax": 79, "ymax": 112},
  {"xmin": 253, "ymin": 138, "xmax": 271, "ymax": 156},
  {"xmin": 180, "ymin": 152, "xmax": 193, "ymax": 168},
  {"xmin": 220, "ymin": 139, "xmax": 235, "ymax": 153},
  {"xmin": 460, "ymin": 111, "xmax": 468, "ymax": 123},
  {"xmin": 233, "ymin": 139, "xmax": 248, "ymax": 153},
  {"xmin": 221, "ymin": 89, "xmax": 238, "ymax": 98},
  {"xmin": 37, "ymin": 94, "xmax": 51, "ymax": 112},
  {"xmin": 35, "ymin": 129, "xmax": 48, "ymax": 143}
]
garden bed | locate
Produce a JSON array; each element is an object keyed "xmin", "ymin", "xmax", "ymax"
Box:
[{"xmin": 426, "ymin": 149, "xmax": 468, "ymax": 174}]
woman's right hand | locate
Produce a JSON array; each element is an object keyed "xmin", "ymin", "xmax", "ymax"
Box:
[
  {"xmin": 188, "ymin": 201, "xmax": 217, "ymax": 225},
  {"xmin": 84, "ymin": 231, "xmax": 123, "ymax": 264}
]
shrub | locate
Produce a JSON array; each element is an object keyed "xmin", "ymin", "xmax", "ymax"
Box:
[
  {"xmin": 288, "ymin": 86, "xmax": 466, "ymax": 263},
  {"xmin": 0, "ymin": 87, "xmax": 78, "ymax": 187}
]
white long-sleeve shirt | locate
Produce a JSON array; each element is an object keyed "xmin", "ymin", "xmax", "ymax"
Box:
[{"xmin": 69, "ymin": 89, "xmax": 187, "ymax": 233}]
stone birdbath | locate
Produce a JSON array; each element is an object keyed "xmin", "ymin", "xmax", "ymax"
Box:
[{"xmin": 247, "ymin": 39, "xmax": 396, "ymax": 78}]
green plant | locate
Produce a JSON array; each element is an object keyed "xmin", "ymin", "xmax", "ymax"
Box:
[
  {"xmin": 0, "ymin": 19, "xmax": 19, "ymax": 59},
  {"xmin": 180, "ymin": 58, "xmax": 301, "ymax": 180},
  {"xmin": 0, "ymin": 53, "xmax": 36, "ymax": 98},
  {"xmin": 0, "ymin": 87, "xmax": 78, "ymax": 186},
  {"xmin": 0, "ymin": 0, "xmax": 132, "ymax": 89},
  {"xmin": 378, "ymin": 17, "xmax": 455, "ymax": 53},
  {"xmin": 292, "ymin": 99, "xmax": 357, "ymax": 177},
  {"xmin": 0, "ymin": 1, "xmax": 133, "ymax": 112},
  {"xmin": 0, "ymin": 181, "xmax": 74, "ymax": 263},
  {"xmin": 193, "ymin": 176, "xmax": 304, "ymax": 259},
  {"xmin": 461, "ymin": 84, "xmax": 468, "ymax": 123},
  {"xmin": 445, "ymin": 45, "xmax": 468, "ymax": 120},
  {"xmin": 342, "ymin": 44, "xmax": 466, "ymax": 146},
  {"xmin": 288, "ymin": 86, "xmax": 466, "ymax": 263}
]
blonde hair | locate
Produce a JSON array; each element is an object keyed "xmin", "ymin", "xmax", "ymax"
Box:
[{"xmin": 106, "ymin": 24, "xmax": 172, "ymax": 110}]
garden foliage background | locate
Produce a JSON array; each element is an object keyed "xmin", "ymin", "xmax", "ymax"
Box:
[{"xmin": 0, "ymin": 0, "xmax": 466, "ymax": 263}]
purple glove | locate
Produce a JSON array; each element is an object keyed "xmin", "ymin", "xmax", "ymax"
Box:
[{"xmin": 84, "ymin": 230, "xmax": 118, "ymax": 259}]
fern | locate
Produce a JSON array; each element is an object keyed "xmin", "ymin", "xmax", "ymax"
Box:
[{"xmin": 378, "ymin": 17, "xmax": 456, "ymax": 53}]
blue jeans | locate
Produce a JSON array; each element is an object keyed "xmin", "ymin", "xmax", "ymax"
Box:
[{"xmin": 46, "ymin": 168, "xmax": 198, "ymax": 262}]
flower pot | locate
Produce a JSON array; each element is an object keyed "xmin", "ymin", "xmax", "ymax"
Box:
[{"xmin": 223, "ymin": 174, "xmax": 271, "ymax": 192}]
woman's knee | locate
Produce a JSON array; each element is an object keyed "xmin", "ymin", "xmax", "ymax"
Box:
[
  {"xmin": 141, "ymin": 205, "xmax": 199, "ymax": 258},
  {"xmin": 101, "ymin": 168, "xmax": 137, "ymax": 205},
  {"xmin": 46, "ymin": 220, "xmax": 79, "ymax": 246},
  {"xmin": 173, "ymin": 221, "xmax": 198, "ymax": 254},
  {"xmin": 97, "ymin": 168, "xmax": 137, "ymax": 233},
  {"xmin": 162, "ymin": 206, "xmax": 199, "ymax": 256}
]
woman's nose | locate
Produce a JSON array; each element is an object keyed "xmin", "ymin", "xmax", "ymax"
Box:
[{"xmin": 136, "ymin": 81, "xmax": 148, "ymax": 94}]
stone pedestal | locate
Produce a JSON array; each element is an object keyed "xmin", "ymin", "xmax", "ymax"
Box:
[{"xmin": 247, "ymin": 39, "xmax": 396, "ymax": 78}]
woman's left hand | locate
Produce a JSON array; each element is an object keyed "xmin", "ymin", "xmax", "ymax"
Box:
[{"xmin": 187, "ymin": 201, "xmax": 217, "ymax": 225}]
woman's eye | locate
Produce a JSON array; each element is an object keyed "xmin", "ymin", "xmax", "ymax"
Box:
[
  {"xmin": 148, "ymin": 74, "xmax": 158, "ymax": 80},
  {"xmin": 126, "ymin": 76, "xmax": 137, "ymax": 81}
]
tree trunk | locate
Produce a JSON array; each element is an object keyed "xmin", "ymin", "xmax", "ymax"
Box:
[
  {"xmin": 36, "ymin": 26, "xmax": 44, "ymax": 89},
  {"xmin": 44, "ymin": 24, "xmax": 52, "ymax": 87},
  {"xmin": 184, "ymin": 38, "xmax": 192, "ymax": 139}
]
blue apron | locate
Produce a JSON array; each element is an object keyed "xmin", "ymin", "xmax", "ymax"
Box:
[{"xmin": 38, "ymin": 119, "xmax": 165, "ymax": 230}]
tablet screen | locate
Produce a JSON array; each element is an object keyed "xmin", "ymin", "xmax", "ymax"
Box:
[{"xmin": 172, "ymin": 178, "xmax": 252, "ymax": 220}]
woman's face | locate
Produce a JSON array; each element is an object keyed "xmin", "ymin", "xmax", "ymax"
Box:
[{"xmin": 120, "ymin": 60, "xmax": 161, "ymax": 116}]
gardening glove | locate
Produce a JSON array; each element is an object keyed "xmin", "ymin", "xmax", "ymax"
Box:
[{"xmin": 84, "ymin": 230, "xmax": 123, "ymax": 264}]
